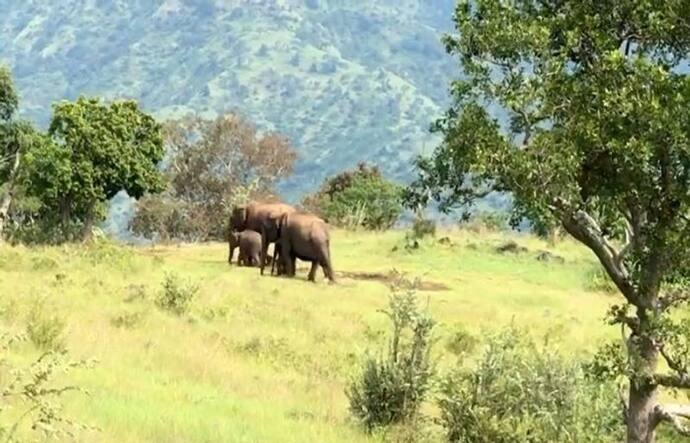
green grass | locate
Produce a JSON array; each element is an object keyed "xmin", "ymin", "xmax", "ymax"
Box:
[{"xmin": 0, "ymin": 229, "xmax": 618, "ymax": 442}]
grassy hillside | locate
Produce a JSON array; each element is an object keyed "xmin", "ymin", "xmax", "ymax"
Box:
[
  {"xmin": 0, "ymin": 229, "xmax": 620, "ymax": 442},
  {"xmin": 0, "ymin": 0, "xmax": 457, "ymax": 197}
]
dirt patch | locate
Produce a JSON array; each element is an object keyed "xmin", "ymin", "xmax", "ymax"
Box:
[{"xmin": 337, "ymin": 270, "xmax": 450, "ymax": 292}]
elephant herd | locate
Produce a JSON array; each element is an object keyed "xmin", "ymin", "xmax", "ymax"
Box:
[{"xmin": 227, "ymin": 201, "xmax": 336, "ymax": 283}]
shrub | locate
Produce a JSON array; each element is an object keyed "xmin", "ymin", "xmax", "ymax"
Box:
[
  {"xmin": 437, "ymin": 327, "xmax": 622, "ymax": 443},
  {"xmin": 347, "ymin": 284, "xmax": 435, "ymax": 431},
  {"xmin": 0, "ymin": 331, "xmax": 94, "ymax": 441},
  {"xmin": 585, "ymin": 265, "xmax": 618, "ymax": 294},
  {"xmin": 303, "ymin": 163, "xmax": 403, "ymax": 230},
  {"xmin": 401, "ymin": 215, "xmax": 437, "ymax": 251},
  {"xmin": 26, "ymin": 302, "xmax": 66, "ymax": 351},
  {"xmin": 461, "ymin": 211, "xmax": 509, "ymax": 233},
  {"xmin": 110, "ymin": 310, "xmax": 146, "ymax": 329},
  {"xmin": 156, "ymin": 272, "xmax": 198, "ymax": 315},
  {"xmin": 411, "ymin": 216, "xmax": 436, "ymax": 240},
  {"xmin": 444, "ymin": 326, "xmax": 478, "ymax": 356}
]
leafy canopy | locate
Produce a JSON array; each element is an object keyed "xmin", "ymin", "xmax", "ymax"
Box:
[
  {"xmin": 303, "ymin": 163, "xmax": 403, "ymax": 230},
  {"xmin": 131, "ymin": 113, "xmax": 296, "ymax": 242},
  {"xmin": 405, "ymin": 1, "xmax": 690, "ymax": 439},
  {"xmin": 21, "ymin": 97, "xmax": 165, "ymax": 238}
]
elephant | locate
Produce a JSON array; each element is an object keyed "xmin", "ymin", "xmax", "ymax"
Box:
[
  {"xmin": 228, "ymin": 230, "xmax": 262, "ymax": 267},
  {"xmin": 230, "ymin": 201, "xmax": 295, "ymax": 271},
  {"xmin": 230, "ymin": 201, "xmax": 295, "ymax": 233},
  {"xmin": 275, "ymin": 212, "xmax": 335, "ymax": 283}
]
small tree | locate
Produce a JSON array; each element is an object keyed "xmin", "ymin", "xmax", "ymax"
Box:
[
  {"xmin": 405, "ymin": 3, "xmax": 690, "ymax": 441},
  {"xmin": 347, "ymin": 281, "xmax": 435, "ymax": 431},
  {"xmin": 303, "ymin": 163, "xmax": 403, "ymax": 230},
  {"xmin": 19, "ymin": 97, "xmax": 165, "ymax": 241},
  {"xmin": 131, "ymin": 113, "xmax": 296, "ymax": 241}
]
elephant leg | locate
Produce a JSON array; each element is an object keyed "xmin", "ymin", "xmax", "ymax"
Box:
[
  {"xmin": 281, "ymin": 241, "xmax": 296, "ymax": 277},
  {"xmin": 308, "ymin": 261, "xmax": 319, "ymax": 282},
  {"xmin": 318, "ymin": 244, "xmax": 336, "ymax": 283},
  {"xmin": 260, "ymin": 235, "xmax": 270, "ymax": 275},
  {"xmin": 270, "ymin": 243, "xmax": 278, "ymax": 275}
]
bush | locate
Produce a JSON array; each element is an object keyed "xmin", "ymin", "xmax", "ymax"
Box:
[
  {"xmin": 0, "ymin": 331, "xmax": 94, "ymax": 441},
  {"xmin": 461, "ymin": 211, "xmax": 509, "ymax": 233},
  {"xmin": 26, "ymin": 302, "xmax": 66, "ymax": 351},
  {"xmin": 437, "ymin": 327, "xmax": 622, "ymax": 443},
  {"xmin": 585, "ymin": 265, "xmax": 617, "ymax": 294},
  {"xmin": 156, "ymin": 272, "xmax": 198, "ymax": 315},
  {"xmin": 401, "ymin": 215, "xmax": 437, "ymax": 251},
  {"xmin": 303, "ymin": 163, "xmax": 403, "ymax": 230},
  {"xmin": 347, "ymin": 284, "xmax": 435, "ymax": 431}
]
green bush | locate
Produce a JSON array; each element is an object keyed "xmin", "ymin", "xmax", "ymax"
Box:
[
  {"xmin": 347, "ymin": 285, "xmax": 435, "ymax": 431},
  {"xmin": 156, "ymin": 272, "xmax": 198, "ymax": 315},
  {"xmin": 26, "ymin": 302, "xmax": 66, "ymax": 351},
  {"xmin": 0, "ymin": 330, "xmax": 94, "ymax": 441},
  {"xmin": 303, "ymin": 163, "xmax": 403, "ymax": 230},
  {"xmin": 437, "ymin": 327, "xmax": 622, "ymax": 443},
  {"xmin": 585, "ymin": 265, "xmax": 618, "ymax": 294},
  {"xmin": 461, "ymin": 211, "xmax": 509, "ymax": 233}
]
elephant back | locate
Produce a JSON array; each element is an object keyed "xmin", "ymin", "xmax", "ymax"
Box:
[{"xmin": 245, "ymin": 202, "xmax": 296, "ymax": 233}]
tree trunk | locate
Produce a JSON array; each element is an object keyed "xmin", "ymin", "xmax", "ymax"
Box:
[
  {"xmin": 81, "ymin": 205, "xmax": 95, "ymax": 242},
  {"xmin": 0, "ymin": 191, "xmax": 11, "ymax": 241},
  {"xmin": 627, "ymin": 314, "xmax": 660, "ymax": 443},
  {"xmin": 627, "ymin": 380, "xmax": 658, "ymax": 443},
  {"xmin": 0, "ymin": 151, "xmax": 21, "ymax": 243}
]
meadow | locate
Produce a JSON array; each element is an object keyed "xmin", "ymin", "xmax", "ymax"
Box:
[{"xmin": 0, "ymin": 228, "xmax": 619, "ymax": 442}]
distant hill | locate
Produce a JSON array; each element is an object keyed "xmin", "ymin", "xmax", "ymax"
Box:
[{"xmin": 0, "ymin": 0, "xmax": 457, "ymax": 199}]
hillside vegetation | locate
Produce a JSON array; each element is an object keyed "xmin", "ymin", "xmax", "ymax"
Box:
[
  {"xmin": 0, "ymin": 0, "xmax": 456, "ymax": 196},
  {"xmin": 0, "ymin": 229, "xmax": 618, "ymax": 442}
]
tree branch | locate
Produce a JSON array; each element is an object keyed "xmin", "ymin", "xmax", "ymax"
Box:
[
  {"xmin": 659, "ymin": 344, "xmax": 688, "ymax": 376},
  {"xmin": 655, "ymin": 404, "xmax": 690, "ymax": 436},
  {"xmin": 559, "ymin": 208, "xmax": 639, "ymax": 305},
  {"xmin": 654, "ymin": 373, "xmax": 690, "ymax": 389}
]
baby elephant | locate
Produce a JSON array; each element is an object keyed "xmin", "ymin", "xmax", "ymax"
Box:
[{"xmin": 228, "ymin": 230, "xmax": 262, "ymax": 267}]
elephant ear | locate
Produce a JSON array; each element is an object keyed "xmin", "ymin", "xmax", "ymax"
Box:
[{"xmin": 231, "ymin": 205, "xmax": 248, "ymax": 231}]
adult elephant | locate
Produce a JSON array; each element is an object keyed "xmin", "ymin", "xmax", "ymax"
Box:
[
  {"xmin": 275, "ymin": 212, "xmax": 335, "ymax": 283},
  {"xmin": 229, "ymin": 201, "xmax": 295, "ymax": 268}
]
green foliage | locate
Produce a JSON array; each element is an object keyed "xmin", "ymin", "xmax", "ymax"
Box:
[
  {"xmin": 304, "ymin": 163, "xmax": 403, "ymax": 230},
  {"xmin": 411, "ymin": 216, "xmax": 436, "ymax": 240},
  {"xmin": 26, "ymin": 302, "xmax": 66, "ymax": 352},
  {"xmin": 0, "ymin": 331, "xmax": 94, "ymax": 441},
  {"xmin": 0, "ymin": 66, "xmax": 18, "ymax": 121},
  {"xmin": 461, "ymin": 211, "xmax": 508, "ymax": 233},
  {"xmin": 585, "ymin": 266, "xmax": 618, "ymax": 294},
  {"xmin": 444, "ymin": 325, "xmax": 477, "ymax": 357},
  {"xmin": 405, "ymin": 2, "xmax": 690, "ymax": 439},
  {"xmin": 156, "ymin": 272, "xmax": 199, "ymax": 315},
  {"xmin": 19, "ymin": 97, "xmax": 165, "ymax": 241},
  {"xmin": 347, "ymin": 284, "xmax": 435, "ymax": 431},
  {"xmin": 438, "ymin": 327, "xmax": 623, "ymax": 443},
  {"xmin": 131, "ymin": 113, "xmax": 295, "ymax": 241}
]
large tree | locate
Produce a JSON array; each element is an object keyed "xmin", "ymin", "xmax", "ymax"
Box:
[
  {"xmin": 131, "ymin": 113, "xmax": 296, "ymax": 242},
  {"xmin": 405, "ymin": 2, "xmax": 690, "ymax": 442},
  {"xmin": 20, "ymin": 97, "xmax": 165, "ymax": 240}
]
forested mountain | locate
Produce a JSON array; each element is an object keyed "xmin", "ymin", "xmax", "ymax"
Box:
[{"xmin": 0, "ymin": 0, "xmax": 456, "ymax": 198}]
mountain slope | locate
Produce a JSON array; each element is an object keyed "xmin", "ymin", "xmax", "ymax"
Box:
[{"xmin": 0, "ymin": 0, "xmax": 457, "ymax": 198}]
